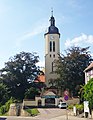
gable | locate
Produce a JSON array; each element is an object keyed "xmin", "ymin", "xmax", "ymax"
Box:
[
  {"xmin": 45, "ymin": 91, "xmax": 56, "ymax": 96},
  {"xmin": 84, "ymin": 62, "xmax": 93, "ymax": 72}
]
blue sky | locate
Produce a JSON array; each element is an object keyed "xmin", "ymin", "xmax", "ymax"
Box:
[{"xmin": 0, "ymin": 0, "xmax": 93, "ymax": 68}]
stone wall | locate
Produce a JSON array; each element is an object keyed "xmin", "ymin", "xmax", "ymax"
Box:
[
  {"xmin": 23, "ymin": 100, "xmax": 36, "ymax": 106},
  {"xmin": 8, "ymin": 103, "xmax": 22, "ymax": 116}
]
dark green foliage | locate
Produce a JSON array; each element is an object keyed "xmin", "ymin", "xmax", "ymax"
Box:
[
  {"xmin": 55, "ymin": 46, "xmax": 92, "ymax": 96},
  {"xmin": 0, "ymin": 83, "xmax": 9, "ymax": 105},
  {"xmin": 83, "ymin": 78, "xmax": 93, "ymax": 109},
  {"xmin": 5, "ymin": 97, "xmax": 15, "ymax": 112},
  {"xmin": 0, "ymin": 105, "xmax": 6, "ymax": 115},
  {"xmin": 24, "ymin": 87, "xmax": 40, "ymax": 99},
  {"xmin": 0, "ymin": 51, "xmax": 40, "ymax": 101},
  {"xmin": 0, "ymin": 98, "xmax": 14, "ymax": 115}
]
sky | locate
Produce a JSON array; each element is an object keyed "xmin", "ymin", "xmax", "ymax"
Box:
[{"xmin": 0, "ymin": 0, "xmax": 93, "ymax": 69}]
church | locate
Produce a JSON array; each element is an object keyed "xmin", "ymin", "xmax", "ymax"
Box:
[
  {"xmin": 8, "ymin": 12, "xmax": 80, "ymax": 112},
  {"xmin": 23, "ymin": 12, "xmax": 63, "ymax": 107},
  {"xmin": 35, "ymin": 11, "xmax": 60, "ymax": 90},
  {"xmin": 44, "ymin": 11, "xmax": 60, "ymax": 87}
]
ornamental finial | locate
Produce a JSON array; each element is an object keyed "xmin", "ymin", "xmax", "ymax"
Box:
[{"xmin": 51, "ymin": 8, "xmax": 53, "ymax": 16}]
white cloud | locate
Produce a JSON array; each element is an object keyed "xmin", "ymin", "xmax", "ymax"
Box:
[
  {"xmin": 16, "ymin": 19, "xmax": 47, "ymax": 47},
  {"xmin": 65, "ymin": 33, "xmax": 93, "ymax": 48}
]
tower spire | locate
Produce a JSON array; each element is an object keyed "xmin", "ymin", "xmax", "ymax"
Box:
[
  {"xmin": 44, "ymin": 10, "xmax": 60, "ymax": 36},
  {"xmin": 51, "ymin": 8, "xmax": 53, "ymax": 17},
  {"xmin": 50, "ymin": 8, "xmax": 55, "ymax": 26}
]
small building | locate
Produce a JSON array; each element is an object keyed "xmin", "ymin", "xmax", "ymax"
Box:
[
  {"xmin": 23, "ymin": 90, "xmax": 63, "ymax": 108},
  {"xmin": 84, "ymin": 62, "xmax": 93, "ymax": 84}
]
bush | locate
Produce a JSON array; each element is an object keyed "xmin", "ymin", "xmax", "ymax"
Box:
[
  {"xmin": 26, "ymin": 108, "xmax": 39, "ymax": 116},
  {"xmin": 68, "ymin": 104, "xmax": 73, "ymax": 109},
  {"xmin": 75, "ymin": 104, "xmax": 83, "ymax": 111},
  {"xmin": 0, "ymin": 105, "xmax": 6, "ymax": 115},
  {"xmin": 0, "ymin": 97, "xmax": 15, "ymax": 115},
  {"xmin": 68, "ymin": 104, "xmax": 84, "ymax": 114},
  {"xmin": 5, "ymin": 98, "xmax": 14, "ymax": 112},
  {"xmin": 75, "ymin": 104, "xmax": 84, "ymax": 114},
  {"xmin": 26, "ymin": 109, "xmax": 32, "ymax": 115}
]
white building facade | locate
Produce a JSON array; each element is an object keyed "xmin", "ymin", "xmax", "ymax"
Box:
[{"xmin": 84, "ymin": 62, "xmax": 93, "ymax": 84}]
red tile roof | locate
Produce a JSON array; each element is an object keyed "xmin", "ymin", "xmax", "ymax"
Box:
[
  {"xmin": 84, "ymin": 62, "xmax": 93, "ymax": 72},
  {"xmin": 35, "ymin": 75, "xmax": 45, "ymax": 83}
]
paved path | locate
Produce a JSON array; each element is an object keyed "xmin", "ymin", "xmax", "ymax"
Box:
[
  {"xmin": 0, "ymin": 115, "xmax": 90, "ymax": 120},
  {"xmin": 0, "ymin": 108, "xmax": 92, "ymax": 120},
  {"xmin": 50, "ymin": 115, "xmax": 89, "ymax": 120},
  {"xmin": 34, "ymin": 108, "xmax": 66, "ymax": 119}
]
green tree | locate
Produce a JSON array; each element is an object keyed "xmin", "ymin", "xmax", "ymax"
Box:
[
  {"xmin": 83, "ymin": 78, "xmax": 93, "ymax": 110},
  {"xmin": 55, "ymin": 46, "xmax": 92, "ymax": 96},
  {"xmin": 24, "ymin": 87, "xmax": 40, "ymax": 99},
  {"xmin": 0, "ymin": 51, "xmax": 40, "ymax": 100},
  {"xmin": 0, "ymin": 83, "xmax": 9, "ymax": 105}
]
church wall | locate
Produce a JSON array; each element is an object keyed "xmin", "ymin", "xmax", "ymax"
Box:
[
  {"xmin": 45, "ymin": 34, "xmax": 49, "ymax": 55},
  {"xmin": 45, "ymin": 34, "xmax": 60, "ymax": 86},
  {"xmin": 23, "ymin": 100, "xmax": 36, "ymax": 106},
  {"xmin": 85, "ymin": 69, "xmax": 93, "ymax": 84}
]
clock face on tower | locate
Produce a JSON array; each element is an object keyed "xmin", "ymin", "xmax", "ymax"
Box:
[{"xmin": 50, "ymin": 35, "xmax": 55, "ymax": 40}]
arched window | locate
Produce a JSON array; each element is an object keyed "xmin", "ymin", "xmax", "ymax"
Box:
[
  {"xmin": 53, "ymin": 41, "xmax": 55, "ymax": 52},
  {"xmin": 50, "ymin": 41, "xmax": 52, "ymax": 52}
]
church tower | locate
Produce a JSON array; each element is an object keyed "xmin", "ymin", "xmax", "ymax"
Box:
[{"xmin": 44, "ymin": 11, "xmax": 60, "ymax": 87}]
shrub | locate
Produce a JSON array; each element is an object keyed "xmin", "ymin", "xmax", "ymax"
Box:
[
  {"xmin": 68, "ymin": 104, "xmax": 84, "ymax": 114},
  {"xmin": 68, "ymin": 104, "xmax": 73, "ymax": 109},
  {"xmin": 75, "ymin": 104, "xmax": 83, "ymax": 111},
  {"xmin": 75, "ymin": 104, "xmax": 84, "ymax": 114},
  {"xmin": 0, "ymin": 97, "xmax": 15, "ymax": 115},
  {"xmin": 26, "ymin": 108, "xmax": 39, "ymax": 116},
  {"xmin": 0, "ymin": 105, "xmax": 6, "ymax": 115},
  {"xmin": 31, "ymin": 108, "xmax": 39, "ymax": 116},
  {"xmin": 26, "ymin": 109, "xmax": 32, "ymax": 115},
  {"xmin": 5, "ymin": 98, "xmax": 14, "ymax": 112}
]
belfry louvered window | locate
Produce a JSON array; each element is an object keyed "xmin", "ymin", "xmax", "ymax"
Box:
[
  {"xmin": 53, "ymin": 41, "xmax": 55, "ymax": 52},
  {"xmin": 50, "ymin": 41, "xmax": 52, "ymax": 52}
]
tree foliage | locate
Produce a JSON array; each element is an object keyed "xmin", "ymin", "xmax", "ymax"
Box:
[
  {"xmin": 24, "ymin": 87, "xmax": 40, "ymax": 99},
  {"xmin": 55, "ymin": 46, "xmax": 92, "ymax": 96},
  {"xmin": 0, "ymin": 51, "xmax": 40, "ymax": 100},
  {"xmin": 0, "ymin": 83, "xmax": 9, "ymax": 105},
  {"xmin": 83, "ymin": 78, "xmax": 93, "ymax": 109}
]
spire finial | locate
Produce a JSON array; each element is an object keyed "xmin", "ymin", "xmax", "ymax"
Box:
[
  {"xmin": 50, "ymin": 8, "xmax": 55, "ymax": 26},
  {"xmin": 51, "ymin": 8, "xmax": 53, "ymax": 16}
]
